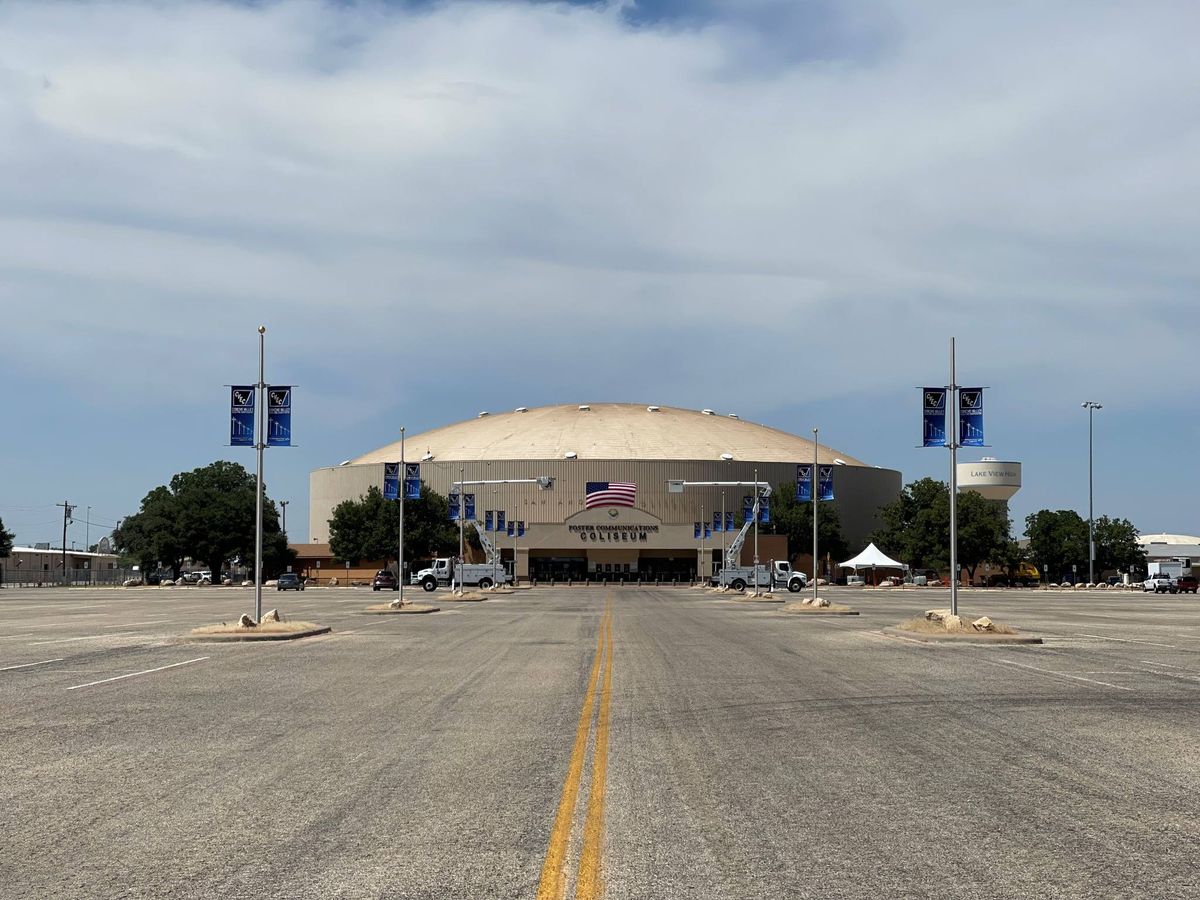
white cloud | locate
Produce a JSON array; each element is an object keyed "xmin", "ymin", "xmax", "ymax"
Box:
[{"xmin": 0, "ymin": 0, "xmax": 1196, "ymax": 420}]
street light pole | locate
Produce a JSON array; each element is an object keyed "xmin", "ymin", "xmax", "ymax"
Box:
[
  {"xmin": 812, "ymin": 428, "xmax": 819, "ymax": 605},
  {"xmin": 948, "ymin": 337, "xmax": 959, "ymax": 618},
  {"xmin": 1082, "ymin": 401, "xmax": 1103, "ymax": 585},
  {"xmin": 396, "ymin": 426, "xmax": 405, "ymax": 607},
  {"xmin": 254, "ymin": 325, "xmax": 266, "ymax": 623},
  {"xmin": 753, "ymin": 467, "xmax": 760, "ymax": 595}
]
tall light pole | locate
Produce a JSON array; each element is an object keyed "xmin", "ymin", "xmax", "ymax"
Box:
[
  {"xmin": 812, "ymin": 428, "xmax": 819, "ymax": 606},
  {"xmin": 254, "ymin": 325, "xmax": 266, "ymax": 623},
  {"xmin": 395, "ymin": 426, "xmax": 405, "ymax": 608},
  {"xmin": 1082, "ymin": 401, "xmax": 1103, "ymax": 585}
]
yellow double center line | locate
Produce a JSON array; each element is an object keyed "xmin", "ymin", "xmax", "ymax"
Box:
[{"xmin": 537, "ymin": 597, "xmax": 615, "ymax": 900}]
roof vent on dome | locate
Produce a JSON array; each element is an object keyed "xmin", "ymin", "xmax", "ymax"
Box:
[
  {"xmin": 702, "ymin": 409, "xmax": 715, "ymax": 415},
  {"xmin": 578, "ymin": 404, "xmax": 590, "ymax": 411},
  {"xmin": 728, "ymin": 413, "xmax": 739, "ymax": 419},
  {"xmin": 515, "ymin": 407, "xmax": 528, "ymax": 413},
  {"xmin": 647, "ymin": 405, "xmax": 660, "ymax": 412},
  {"xmin": 720, "ymin": 452, "xmax": 734, "ymax": 461},
  {"xmin": 834, "ymin": 459, "xmax": 847, "ymax": 466},
  {"xmin": 564, "ymin": 451, "xmax": 577, "ymax": 459},
  {"xmin": 339, "ymin": 460, "xmax": 351, "ymax": 467},
  {"xmin": 422, "ymin": 451, "xmax": 434, "ymax": 461},
  {"xmin": 478, "ymin": 411, "xmax": 489, "ymax": 417}
]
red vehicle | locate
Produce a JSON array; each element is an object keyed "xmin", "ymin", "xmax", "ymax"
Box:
[{"xmin": 1177, "ymin": 575, "xmax": 1199, "ymax": 595}]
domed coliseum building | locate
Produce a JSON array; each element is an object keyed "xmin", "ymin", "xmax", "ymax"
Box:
[{"xmin": 308, "ymin": 403, "xmax": 902, "ymax": 581}]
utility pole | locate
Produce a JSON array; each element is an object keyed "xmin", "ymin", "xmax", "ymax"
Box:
[
  {"xmin": 1082, "ymin": 401, "xmax": 1102, "ymax": 585},
  {"xmin": 86, "ymin": 506, "xmax": 92, "ymax": 552},
  {"xmin": 57, "ymin": 501, "xmax": 74, "ymax": 586},
  {"xmin": 280, "ymin": 500, "xmax": 289, "ymax": 542}
]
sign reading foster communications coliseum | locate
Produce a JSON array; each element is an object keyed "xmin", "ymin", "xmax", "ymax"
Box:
[{"xmin": 569, "ymin": 524, "xmax": 660, "ymax": 542}]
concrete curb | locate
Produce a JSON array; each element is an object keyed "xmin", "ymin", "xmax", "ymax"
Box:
[
  {"xmin": 781, "ymin": 608, "xmax": 861, "ymax": 616},
  {"xmin": 727, "ymin": 596, "xmax": 786, "ymax": 604},
  {"xmin": 880, "ymin": 626, "xmax": 1042, "ymax": 645},
  {"xmin": 362, "ymin": 604, "xmax": 440, "ymax": 615},
  {"xmin": 187, "ymin": 626, "xmax": 332, "ymax": 643}
]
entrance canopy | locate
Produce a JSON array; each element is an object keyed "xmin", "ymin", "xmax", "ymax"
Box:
[{"xmin": 839, "ymin": 543, "xmax": 907, "ymax": 571}]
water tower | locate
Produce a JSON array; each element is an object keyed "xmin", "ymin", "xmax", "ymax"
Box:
[{"xmin": 957, "ymin": 458, "xmax": 1022, "ymax": 501}]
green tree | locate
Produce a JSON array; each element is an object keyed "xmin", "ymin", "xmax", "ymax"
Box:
[
  {"xmin": 0, "ymin": 516, "xmax": 13, "ymax": 558},
  {"xmin": 115, "ymin": 461, "xmax": 290, "ymax": 583},
  {"xmin": 114, "ymin": 486, "xmax": 187, "ymax": 578},
  {"xmin": 760, "ymin": 483, "xmax": 849, "ymax": 564},
  {"xmin": 1092, "ymin": 516, "xmax": 1146, "ymax": 577},
  {"xmin": 328, "ymin": 486, "xmax": 470, "ymax": 571},
  {"xmin": 873, "ymin": 478, "xmax": 1012, "ymax": 579},
  {"xmin": 955, "ymin": 490, "xmax": 1013, "ymax": 582},
  {"xmin": 1025, "ymin": 509, "xmax": 1088, "ymax": 582}
]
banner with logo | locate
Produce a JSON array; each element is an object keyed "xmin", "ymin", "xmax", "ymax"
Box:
[
  {"xmin": 759, "ymin": 497, "xmax": 770, "ymax": 524},
  {"xmin": 517, "ymin": 521, "xmax": 525, "ymax": 538},
  {"xmin": 497, "ymin": 511, "xmax": 506, "ymax": 533},
  {"xmin": 922, "ymin": 387, "xmax": 947, "ymax": 447},
  {"xmin": 704, "ymin": 524, "xmax": 712, "ymax": 539},
  {"xmin": 694, "ymin": 522, "xmax": 701, "ymax": 539},
  {"xmin": 485, "ymin": 510, "xmax": 494, "ymax": 531},
  {"xmin": 230, "ymin": 386, "xmax": 255, "ymax": 447},
  {"xmin": 507, "ymin": 520, "xmax": 515, "ymax": 537},
  {"xmin": 266, "ymin": 386, "xmax": 292, "ymax": 447},
  {"xmin": 725, "ymin": 511, "xmax": 734, "ymax": 532},
  {"xmin": 743, "ymin": 495, "xmax": 754, "ymax": 525},
  {"xmin": 383, "ymin": 463, "xmax": 400, "ymax": 501},
  {"xmin": 796, "ymin": 464, "xmax": 813, "ymax": 502},
  {"xmin": 448, "ymin": 492, "xmax": 460, "ymax": 521},
  {"xmin": 818, "ymin": 466, "xmax": 835, "ymax": 501},
  {"xmin": 713, "ymin": 512, "xmax": 722, "ymax": 534},
  {"xmin": 404, "ymin": 463, "xmax": 421, "ymax": 500},
  {"xmin": 959, "ymin": 388, "xmax": 985, "ymax": 446},
  {"xmin": 464, "ymin": 494, "xmax": 476, "ymax": 521}
]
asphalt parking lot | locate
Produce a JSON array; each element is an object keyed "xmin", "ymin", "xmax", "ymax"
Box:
[{"xmin": 3, "ymin": 584, "xmax": 1200, "ymax": 899}]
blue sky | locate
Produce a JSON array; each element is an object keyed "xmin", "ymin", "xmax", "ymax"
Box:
[{"xmin": 1, "ymin": 0, "xmax": 1197, "ymax": 550}]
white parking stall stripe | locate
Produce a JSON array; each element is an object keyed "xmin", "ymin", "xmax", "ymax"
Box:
[
  {"xmin": 67, "ymin": 657, "xmax": 210, "ymax": 691},
  {"xmin": 1, "ymin": 658, "xmax": 64, "ymax": 672}
]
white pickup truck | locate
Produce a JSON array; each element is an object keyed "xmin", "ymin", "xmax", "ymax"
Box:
[{"xmin": 1143, "ymin": 575, "xmax": 1177, "ymax": 594}]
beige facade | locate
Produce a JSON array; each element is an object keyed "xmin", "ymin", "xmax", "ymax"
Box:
[{"xmin": 308, "ymin": 403, "xmax": 902, "ymax": 578}]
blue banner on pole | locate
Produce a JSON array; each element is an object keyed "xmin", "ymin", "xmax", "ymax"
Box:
[
  {"xmin": 266, "ymin": 386, "xmax": 292, "ymax": 447},
  {"xmin": 497, "ymin": 511, "xmax": 506, "ymax": 533},
  {"xmin": 485, "ymin": 510, "xmax": 494, "ymax": 531},
  {"xmin": 922, "ymin": 387, "xmax": 947, "ymax": 447},
  {"xmin": 759, "ymin": 497, "xmax": 770, "ymax": 524},
  {"xmin": 725, "ymin": 511, "xmax": 734, "ymax": 532},
  {"xmin": 959, "ymin": 388, "xmax": 985, "ymax": 446},
  {"xmin": 404, "ymin": 463, "xmax": 421, "ymax": 500},
  {"xmin": 507, "ymin": 520, "xmax": 515, "ymax": 537},
  {"xmin": 383, "ymin": 463, "xmax": 400, "ymax": 501},
  {"xmin": 743, "ymin": 495, "xmax": 754, "ymax": 524},
  {"xmin": 796, "ymin": 464, "xmax": 813, "ymax": 502},
  {"xmin": 818, "ymin": 465, "xmax": 835, "ymax": 501},
  {"xmin": 517, "ymin": 521, "xmax": 525, "ymax": 538},
  {"xmin": 694, "ymin": 522, "xmax": 701, "ymax": 539},
  {"xmin": 704, "ymin": 524, "xmax": 712, "ymax": 539},
  {"xmin": 464, "ymin": 494, "xmax": 476, "ymax": 521},
  {"xmin": 713, "ymin": 512, "xmax": 722, "ymax": 534},
  {"xmin": 448, "ymin": 492, "xmax": 460, "ymax": 521},
  {"xmin": 230, "ymin": 386, "xmax": 255, "ymax": 447}
]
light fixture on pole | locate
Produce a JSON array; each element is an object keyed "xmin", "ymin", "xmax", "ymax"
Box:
[{"xmin": 1082, "ymin": 401, "xmax": 1103, "ymax": 585}]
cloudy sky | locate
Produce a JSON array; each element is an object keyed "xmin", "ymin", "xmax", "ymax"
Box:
[{"xmin": 1, "ymin": 0, "xmax": 1197, "ymax": 549}]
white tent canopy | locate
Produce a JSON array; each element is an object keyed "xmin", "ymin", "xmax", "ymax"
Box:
[{"xmin": 839, "ymin": 543, "xmax": 907, "ymax": 571}]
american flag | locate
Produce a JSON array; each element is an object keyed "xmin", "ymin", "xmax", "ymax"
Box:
[{"xmin": 585, "ymin": 481, "xmax": 637, "ymax": 509}]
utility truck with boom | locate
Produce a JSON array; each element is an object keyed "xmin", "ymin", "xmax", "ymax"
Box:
[
  {"xmin": 709, "ymin": 485, "xmax": 807, "ymax": 592},
  {"xmin": 411, "ymin": 521, "xmax": 512, "ymax": 592}
]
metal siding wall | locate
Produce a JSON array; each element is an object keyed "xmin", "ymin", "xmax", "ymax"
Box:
[{"xmin": 311, "ymin": 458, "xmax": 901, "ymax": 550}]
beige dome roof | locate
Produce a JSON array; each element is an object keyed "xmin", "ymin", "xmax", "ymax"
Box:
[{"xmin": 353, "ymin": 403, "xmax": 868, "ymax": 466}]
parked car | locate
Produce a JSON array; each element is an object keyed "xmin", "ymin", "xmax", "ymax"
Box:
[
  {"xmin": 372, "ymin": 569, "xmax": 399, "ymax": 591},
  {"xmin": 277, "ymin": 572, "xmax": 305, "ymax": 592},
  {"xmin": 1143, "ymin": 575, "xmax": 1177, "ymax": 594},
  {"xmin": 1176, "ymin": 575, "xmax": 1198, "ymax": 595}
]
